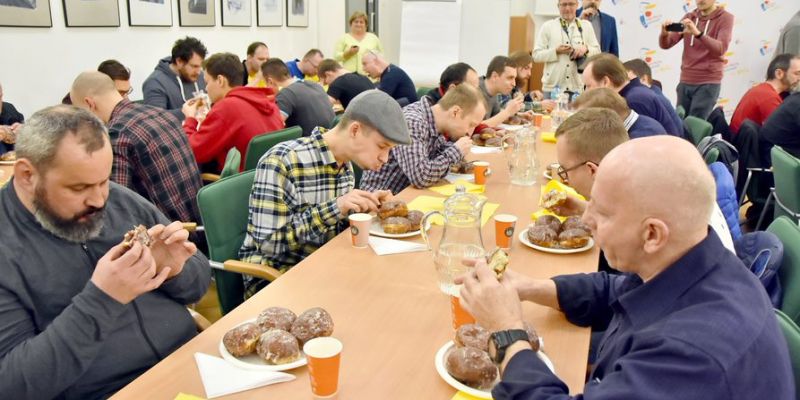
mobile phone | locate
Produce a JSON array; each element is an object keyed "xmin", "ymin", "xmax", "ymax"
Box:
[{"xmin": 666, "ymin": 22, "xmax": 685, "ymax": 32}]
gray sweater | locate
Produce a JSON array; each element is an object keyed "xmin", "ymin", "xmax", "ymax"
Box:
[
  {"xmin": 142, "ymin": 57, "xmax": 207, "ymax": 120},
  {"xmin": 776, "ymin": 11, "xmax": 800, "ymax": 57},
  {"xmin": 0, "ymin": 181, "xmax": 211, "ymax": 399}
]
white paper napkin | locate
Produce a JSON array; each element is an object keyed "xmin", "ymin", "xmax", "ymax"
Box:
[
  {"xmin": 444, "ymin": 173, "xmax": 474, "ymax": 183},
  {"xmin": 194, "ymin": 353, "xmax": 295, "ymax": 399},
  {"xmin": 369, "ymin": 236, "xmax": 429, "ymax": 256},
  {"xmin": 470, "ymin": 145, "xmax": 503, "ymax": 154}
]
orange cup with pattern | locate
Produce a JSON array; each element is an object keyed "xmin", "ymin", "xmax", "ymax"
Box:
[
  {"xmin": 304, "ymin": 337, "xmax": 343, "ymax": 398},
  {"xmin": 494, "ymin": 214, "xmax": 518, "ymax": 250},
  {"xmin": 473, "ymin": 161, "xmax": 490, "ymax": 185},
  {"xmin": 450, "ymin": 295, "xmax": 476, "ymax": 330},
  {"xmin": 348, "ymin": 213, "xmax": 372, "ymax": 248},
  {"xmin": 533, "ymin": 113, "xmax": 544, "ymax": 127}
]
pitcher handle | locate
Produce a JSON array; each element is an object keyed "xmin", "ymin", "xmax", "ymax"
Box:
[{"xmin": 420, "ymin": 211, "xmax": 443, "ymax": 250}]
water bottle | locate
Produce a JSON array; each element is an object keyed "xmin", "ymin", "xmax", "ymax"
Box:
[{"xmin": 551, "ymin": 85, "xmax": 561, "ymax": 101}]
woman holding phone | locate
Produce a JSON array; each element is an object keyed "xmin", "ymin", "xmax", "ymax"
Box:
[{"xmin": 334, "ymin": 11, "xmax": 383, "ymax": 76}]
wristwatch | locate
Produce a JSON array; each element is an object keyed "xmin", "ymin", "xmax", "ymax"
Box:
[
  {"xmin": 488, "ymin": 329, "xmax": 530, "ymax": 364},
  {"xmin": 695, "ymin": 31, "xmax": 704, "ymax": 39}
]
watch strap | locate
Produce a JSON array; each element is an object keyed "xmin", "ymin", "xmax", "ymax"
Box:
[{"xmin": 491, "ymin": 329, "xmax": 530, "ymax": 363}]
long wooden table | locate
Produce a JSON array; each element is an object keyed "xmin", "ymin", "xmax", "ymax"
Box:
[{"xmin": 112, "ymin": 136, "xmax": 598, "ymax": 399}]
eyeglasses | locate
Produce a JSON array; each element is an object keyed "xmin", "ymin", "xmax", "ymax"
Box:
[
  {"xmin": 118, "ymin": 87, "xmax": 133, "ymax": 96},
  {"xmin": 557, "ymin": 160, "xmax": 593, "ymax": 182},
  {"xmin": 558, "ymin": 2, "xmax": 578, "ymax": 7}
]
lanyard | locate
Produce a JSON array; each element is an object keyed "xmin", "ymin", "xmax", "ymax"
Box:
[{"xmin": 560, "ymin": 18, "xmax": 583, "ymax": 36}]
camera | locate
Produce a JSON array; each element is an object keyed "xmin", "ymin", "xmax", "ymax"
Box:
[{"xmin": 666, "ymin": 22, "xmax": 685, "ymax": 32}]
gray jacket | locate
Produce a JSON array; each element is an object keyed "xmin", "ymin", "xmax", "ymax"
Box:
[
  {"xmin": 142, "ymin": 56, "xmax": 207, "ymax": 120},
  {"xmin": 0, "ymin": 181, "xmax": 211, "ymax": 400},
  {"xmin": 776, "ymin": 11, "xmax": 800, "ymax": 57}
]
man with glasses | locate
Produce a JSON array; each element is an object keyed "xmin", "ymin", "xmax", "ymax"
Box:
[
  {"xmin": 62, "ymin": 59, "xmax": 133, "ymax": 105},
  {"xmin": 286, "ymin": 48, "xmax": 324, "ymax": 83},
  {"xmin": 70, "ymin": 71, "xmax": 203, "ymax": 225},
  {"xmin": 533, "ymin": 0, "xmax": 600, "ymax": 99}
]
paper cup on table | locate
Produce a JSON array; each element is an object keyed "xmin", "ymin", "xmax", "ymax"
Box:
[
  {"xmin": 450, "ymin": 295, "xmax": 476, "ymax": 330},
  {"xmin": 533, "ymin": 113, "xmax": 544, "ymax": 128},
  {"xmin": 472, "ymin": 161, "xmax": 490, "ymax": 185},
  {"xmin": 348, "ymin": 213, "xmax": 372, "ymax": 248},
  {"xmin": 494, "ymin": 214, "xmax": 518, "ymax": 250},
  {"xmin": 304, "ymin": 337, "xmax": 343, "ymax": 398}
]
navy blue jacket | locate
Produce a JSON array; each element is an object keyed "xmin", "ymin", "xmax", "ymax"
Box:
[
  {"xmin": 620, "ymin": 78, "xmax": 683, "ymax": 137},
  {"xmin": 493, "ymin": 231, "xmax": 794, "ymax": 400},
  {"xmin": 651, "ymin": 85, "xmax": 685, "ymax": 138},
  {"xmin": 628, "ymin": 113, "xmax": 666, "ymax": 138},
  {"xmin": 577, "ymin": 8, "xmax": 619, "ymax": 56},
  {"xmin": 377, "ymin": 64, "xmax": 418, "ymax": 107}
]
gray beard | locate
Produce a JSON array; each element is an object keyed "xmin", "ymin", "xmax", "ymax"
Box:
[{"xmin": 33, "ymin": 186, "xmax": 105, "ymax": 243}]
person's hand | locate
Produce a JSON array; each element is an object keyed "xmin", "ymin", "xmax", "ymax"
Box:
[
  {"xmin": 541, "ymin": 99, "xmax": 556, "ymax": 112},
  {"xmin": 556, "ymin": 44, "xmax": 573, "ymax": 55},
  {"xmin": 91, "ymin": 241, "xmax": 171, "ymax": 304},
  {"xmin": 504, "ymin": 96, "xmax": 524, "ymax": 117},
  {"xmin": 337, "ymin": 189, "xmax": 381, "ymax": 216},
  {"xmin": 458, "ymin": 261, "xmax": 525, "ymax": 333},
  {"xmin": 682, "ymin": 18, "xmax": 701, "ymax": 36},
  {"xmin": 0, "ymin": 126, "xmax": 14, "ymax": 144},
  {"xmin": 517, "ymin": 110, "xmax": 535, "ymax": 122},
  {"xmin": 454, "ymin": 135, "xmax": 473, "ymax": 155},
  {"xmin": 375, "ymin": 190, "xmax": 393, "ymax": 205},
  {"xmin": 147, "ymin": 222, "xmax": 197, "ymax": 279},
  {"xmin": 661, "ymin": 20, "xmax": 672, "ymax": 34},
  {"xmin": 581, "ymin": 6, "xmax": 598, "ymax": 19},
  {"xmin": 547, "ymin": 194, "xmax": 587, "ymax": 217},
  {"xmin": 345, "ymin": 45, "xmax": 359, "ymax": 58},
  {"xmin": 570, "ymin": 45, "xmax": 588, "ymax": 59},
  {"xmin": 530, "ymin": 90, "xmax": 544, "ymax": 101},
  {"xmin": 181, "ymin": 98, "xmax": 199, "ymax": 120}
]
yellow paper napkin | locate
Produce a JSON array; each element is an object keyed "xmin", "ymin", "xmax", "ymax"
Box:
[
  {"xmin": 174, "ymin": 393, "xmax": 206, "ymax": 400},
  {"xmin": 532, "ymin": 180, "xmax": 587, "ymax": 221},
  {"xmin": 406, "ymin": 195, "xmax": 499, "ymax": 227},
  {"xmin": 429, "ymin": 180, "xmax": 485, "ymax": 196},
  {"xmin": 541, "ymin": 131, "xmax": 557, "ymax": 143},
  {"xmin": 451, "ymin": 391, "xmax": 485, "ymax": 400}
]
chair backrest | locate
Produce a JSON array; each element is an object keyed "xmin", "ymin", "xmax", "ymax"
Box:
[
  {"xmin": 774, "ymin": 309, "xmax": 800, "ymax": 400},
  {"xmin": 197, "ymin": 170, "xmax": 256, "ymax": 314},
  {"xmin": 734, "ymin": 231, "xmax": 784, "ymax": 307},
  {"xmin": 684, "ymin": 115, "xmax": 713, "ymax": 146},
  {"xmin": 416, "ymin": 86, "xmax": 433, "ymax": 100},
  {"xmin": 707, "ymin": 106, "xmax": 732, "ymax": 143},
  {"xmin": 704, "ymin": 147, "xmax": 720, "ymax": 164},
  {"xmin": 676, "ymin": 104, "xmax": 686, "ymax": 119},
  {"xmin": 772, "ymin": 146, "xmax": 800, "ymax": 221},
  {"xmin": 331, "ymin": 114, "xmax": 341, "ymax": 128},
  {"xmin": 220, "ymin": 147, "xmax": 242, "ymax": 180},
  {"xmin": 768, "ymin": 217, "xmax": 800, "ymax": 323},
  {"xmin": 244, "ymin": 126, "xmax": 303, "ymax": 171}
]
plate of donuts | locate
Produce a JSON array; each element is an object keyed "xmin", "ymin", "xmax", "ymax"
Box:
[
  {"xmin": 369, "ymin": 218, "xmax": 422, "ymax": 239},
  {"xmin": 370, "ymin": 200, "xmax": 426, "ymax": 238},
  {"xmin": 519, "ymin": 230, "xmax": 594, "ymax": 254},
  {"xmin": 218, "ymin": 306, "xmax": 334, "ymax": 371}
]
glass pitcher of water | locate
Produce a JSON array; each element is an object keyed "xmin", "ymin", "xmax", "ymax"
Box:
[
  {"xmin": 421, "ymin": 186, "xmax": 487, "ymax": 296},
  {"xmin": 502, "ymin": 127, "xmax": 539, "ymax": 186}
]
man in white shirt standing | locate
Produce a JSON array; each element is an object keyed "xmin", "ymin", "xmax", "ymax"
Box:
[{"xmin": 533, "ymin": 0, "xmax": 601, "ymax": 99}]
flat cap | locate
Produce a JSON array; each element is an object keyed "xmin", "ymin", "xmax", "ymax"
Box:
[{"xmin": 343, "ymin": 90, "xmax": 411, "ymax": 145}]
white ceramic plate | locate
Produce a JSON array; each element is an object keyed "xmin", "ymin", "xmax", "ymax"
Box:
[
  {"xmin": 218, "ymin": 319, "xmax": 308, "ymax": 371},
  {"xmin": 369, "ymin": 218, "xmax": 423, "ymax": 239},
  {"xmin": 498, "ymin": 123, "xmax": 531, "ymax": 131},
  {"xmin": 434, "ymin": 340, "xmax": 554, "ymax": 399},
  {"xmin": 0, "ymin": 160, "xmax": 15, "ymax": 166},
  {"xmin": 543, "ymin": 171, "xmax": 552, "ymax": 180},
  {"xmin": 519, "ymin": 230, "xmax": 595, "ymax": 254}
]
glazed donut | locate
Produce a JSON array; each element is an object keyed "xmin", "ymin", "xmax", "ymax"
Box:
[
  {"xmin": 381, "ymin": 217, "xmax": 412, "ymax": 234},
  {"xmin": 378, "ymin": 201, "xmax": 408, "ymax": 219},
  {"xmin": 454, "ymin": 324, "xmax": 490, "ymax": 352},
  {"xmin": 534, "ymin": 215, "xmax": 562, "ymax": 233},
  {"xmin": 561, "ymin": 216, "xmax": 589, "ymax": 232},
  {"xmin": 540, "ymin": 189, "xmax": 567, "ymax": 211},
  {"xmin": 256, "ymin": 307, "xmax": 297, "ymax": 332},
  {"xmin": 558, "ymin": 228, "xmax": 591, "ymax": 249},
  {"xmin": 256, "ymin": 329, "xmax": 301, "ymax": 365},
  {"xmin": 290, "ymin": 307, "xmax": 335, "ymax": 345},
  {"xmin": 527, "ymin": 225, "xmax": 558, "ymax": 248},
  {"xmin": 405, "ymin": 210, "xmax": 424, "ymax": 231},
  {"xmin": 445, "ymin": 346, "xmax": 498, "ymax": 390},
  {"xmin": 222, "ymin": 322, "xmax": 262, "ymax": 357}
]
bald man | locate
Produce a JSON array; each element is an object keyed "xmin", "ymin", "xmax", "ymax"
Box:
[
  {"xmin": 458, "ymin": 136, "xmax": 794, "ymax": 399},
  {"xmin": 360, "ymin": 51, "xmax": 418, "ymax": 106},
  {"xmin": 70, "ymin": 71, "xmax": 202, "ymax": 224}
]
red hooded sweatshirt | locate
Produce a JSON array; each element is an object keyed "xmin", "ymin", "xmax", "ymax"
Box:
[
  {"xmin": 659, "ymin": 7, "xmax": 734, "ymax": 85},
  {"xmin": 183, "ymin": 86, "xmax": 284, "ymax": 171}
]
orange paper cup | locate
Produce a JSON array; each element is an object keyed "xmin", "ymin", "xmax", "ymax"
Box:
[
  {"xmin": 473, "ymin": 161, "xmax": 490, "ymax": 185},
  {"xmin": 348, "ymin": 213, "xmax": 372, "ymax": 248},
  {"xmin": 450, "ymin": 295, "xmax": 476, "ymax": 330},
  {"xmin": 494, "ymin": 214, "xmax": 518, "ymax": 249},
  {"xmin": 533, "ymin": 113, "xmax": 544, "ymax": 127},
  {"xmin": 304, "ymin": 337, "xmax": 343, "ymax": 398}
]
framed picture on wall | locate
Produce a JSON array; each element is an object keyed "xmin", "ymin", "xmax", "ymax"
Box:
[
  {"xmin": 221, "ymin": 0, "xmax": 250, "ymax": 26},
  {"xmin": 178, "ymin": 0, "xmax": 215, "ymax": 26},
  {"xmin": 285, "ymin": 0, "xmax": 306, "ymax": 27},
  {"xmin": 127, "ymin": 0, "xmax": 173, "ymax": 26},
  {"xmin": 63, "ymin": 0, "xmax": 120, "ymax": 27},
  {"xmin": 256, "ymin": 0, "xmax": 281, "ymax": 26},
  {"xmin": 0, "ymin": 0, "xmax": 52, "ymax": 27}
]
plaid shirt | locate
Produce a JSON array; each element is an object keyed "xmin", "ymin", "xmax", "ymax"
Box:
[
  {"xmin": 108, "ymin": 100, "xmax": 202, "ymax": 223},
  {"xmin": 238, "ymin": 127, "xmax": 354, "ymax": 274},
  {"xmin": 360, "ymin": 97, "xmax": 462, "ymax": 194}
]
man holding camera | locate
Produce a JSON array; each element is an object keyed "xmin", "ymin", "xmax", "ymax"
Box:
[
  {"xmin": 659, "ymin": 0, "xmax": 734, "ymax": 120},
  {"xmin": 533, "ymin": 0, "xmax": 601, "ymax": 99}
]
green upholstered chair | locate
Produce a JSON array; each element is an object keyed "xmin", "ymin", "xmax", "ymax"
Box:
[
  {"xmin": 676, "ymin": 104, "xmax": 686, "ymax": 119},
  {"xmin": 775, "ymin": 309, "xmax": 800, "ymax": 400},
  {"xmin": 703, "ymin": 147, "xmax": 720, "ymax": 165},
  {"xmin": 771, "ymin": 146, "xmax": 800, "ymax": 223},
  {"xmin": 197, "ymin": 170, "xmax": 282, "ymax": 315},
  {"xmin": 201, "ymin": 147, "xmax": 241, "ymax": 183},
  {"xmin": 684, "ymin": 116, "xmax": 713, "ymax": 146},
  {"xmin": 768, "ymin": 217, "xmax": 800, "ymax": 324},
  {"xmin": 243, "ymin": 126, "xmax": 303, "ymax": 171},
  {"xmin": 416, "ymin": 86, "xmax": 433, "ymax": 99}
]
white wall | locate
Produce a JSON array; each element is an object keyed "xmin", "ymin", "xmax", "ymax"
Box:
[
  {"xmin": 0, "ymin": 0, "xmax": 348, "ymax": 116},
  {"xmin": 378, "ymin": 0, "xmax": 401, "ymax": 64},
  {"xmin": 459, "ymin": 0, "xmax": 510, "ymax": 77}
]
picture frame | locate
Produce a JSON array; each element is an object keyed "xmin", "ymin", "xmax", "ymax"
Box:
[
  {"xmin": 178, "ymin": 0, "xmax": 215, "ymax": 26},
  {"xmin": 221, "ymin": 0, "xmax": 250, "ymax": 26},
  {"xmin": 127, "ymin": 0, "xmax": 173, "ymax": 26},
  {"xmin": 63, "ymin": 0, "xmax": 120, "ymax": 27},
  {"xmin": 285, "ymin": 0, "xmax": 306, "ymax": 27},
  {"xmin": 0, "ymin": 0, "xmax": 52, "ymax": 27},
  {"xmin": 256, "ymin": 0, "xmax": 281, "ymax": 27}
]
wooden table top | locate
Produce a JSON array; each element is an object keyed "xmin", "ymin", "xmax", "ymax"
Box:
[{"xmin": 112, "ymin": 137, "xmax": 598, "ymax": 400}]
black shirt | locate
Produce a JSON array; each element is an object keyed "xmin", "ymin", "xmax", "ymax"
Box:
[
  {"xmin": 327, "ymin": 72, "xmax": 375, "ymax": 108},
  {"xmin": 762, "ymin": 92, "xmax": 800, "ymax": 158},
  {"xmin": 0, "ymin": 102, "xmax": 24, "ymax": 126}
]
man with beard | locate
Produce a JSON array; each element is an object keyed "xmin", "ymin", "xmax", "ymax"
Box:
[
  {"xmin": 730, "ymin": 54, "xmax": 800, "ymax": 136},
  {"xmin": 0, "ymin": 105, "xmax": 210, "ymax": 399},
  {"xmin": 143, "ymin": 36, "xmax": 208, "ymax": 120}
]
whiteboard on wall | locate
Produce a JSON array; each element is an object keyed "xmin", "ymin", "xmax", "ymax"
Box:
[{"xmin": 399, "ymin": 0, "xmax": 462, "ymax": 86}]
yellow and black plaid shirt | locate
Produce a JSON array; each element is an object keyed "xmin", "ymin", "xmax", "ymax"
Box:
[{"xmin": 238, "ymin": 127, "xmax": 354, "ymax": 276}]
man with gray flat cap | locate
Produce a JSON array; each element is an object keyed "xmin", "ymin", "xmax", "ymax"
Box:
[{"xmin": 239, "ymin": 90, "xmax": 411, "ymax": 292}]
